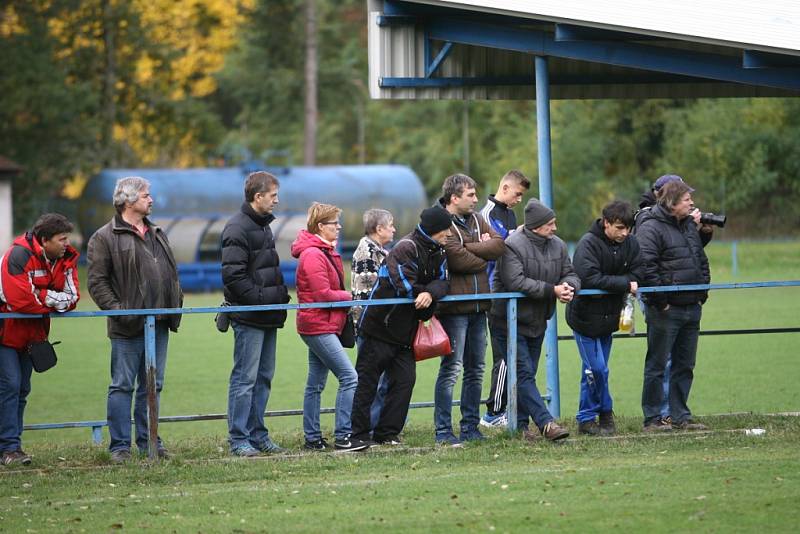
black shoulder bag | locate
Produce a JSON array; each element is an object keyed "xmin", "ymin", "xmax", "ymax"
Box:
[
  {"xmin": 322, "ymin": 252, "xmax": 356, "ymax": 348},
  {"xmin": 27, "ymin": 340, "xmax": 60, "ymax": 373}
]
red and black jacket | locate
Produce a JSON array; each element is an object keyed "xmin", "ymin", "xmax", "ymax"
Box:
[{"xmin": 0, "ymin": 233, "xmax": 80, "ymax": 350}]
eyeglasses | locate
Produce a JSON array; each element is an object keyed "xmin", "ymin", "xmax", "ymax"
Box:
[{"xmin": 320, "ymin": 221, "xmax": 340, "ymax": 226}]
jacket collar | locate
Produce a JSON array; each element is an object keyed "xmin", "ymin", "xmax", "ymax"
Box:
[
  {"xmin": 488, "ymin": 194, "xmax": 509, "ymax": 210},
  {"xmin": 112, "ymin": 214, "xmax": 158, "ymax": 235},
  {"xmin": 241, "ymin": 202, "xmax": 275, "ymax": 227}
]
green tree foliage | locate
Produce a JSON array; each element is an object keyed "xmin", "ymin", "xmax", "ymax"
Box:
[{"xmin": 3, "ymin": 0, "xmax": 799, "ymax": 238}]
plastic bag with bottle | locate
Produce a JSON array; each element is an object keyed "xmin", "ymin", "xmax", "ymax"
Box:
[{"xmin": 619, "ymin": 294, "xmax": 635, "ymax": 334}]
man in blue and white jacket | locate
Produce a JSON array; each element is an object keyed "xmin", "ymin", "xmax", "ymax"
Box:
[{"xmin": 480, "ymin": 170, "xmax": 530, "ymax": 428}]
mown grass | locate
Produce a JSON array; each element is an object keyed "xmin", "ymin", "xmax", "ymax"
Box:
[
  {"xmin": 0, "ymin": 241, "xmax": 797, "ymax": 531},
  {"xmin": 1, "ymin": 416, "xmax": 798, "ymax": 532}
]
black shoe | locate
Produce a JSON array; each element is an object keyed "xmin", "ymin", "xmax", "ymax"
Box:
[
  {"xmin": 1, "ymin": 449, "xmax": 32, "ymax": 466},
  {"xmin": 375, "ymin": 437, "xmax": 402, "ymax": 446},
  {"xmin": 577, "ymin": 420, "xmax": 601, "ymax": 436},
  {"xmin": 334, "ymin": 435, "xmax": 369, "ymax": 452},
  {"xmin": 304, "ymin": 438, "xmax": 330, "ymax": 451},
  {"xmin": 598, "ymin": 411, "xmax": 617, "ymax": 436}
]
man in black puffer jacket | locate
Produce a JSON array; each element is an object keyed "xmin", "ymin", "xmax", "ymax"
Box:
[
  {"xmin": 221, "ymin": 171, "xmax": 290, "ymax": 456},
  {"xmin": 636, "ymin": 180, "xmax": 710, "ymax": 432},
  {"xmin": 566, "ymin": 201, "xmax": 645, "ymax": 436}
]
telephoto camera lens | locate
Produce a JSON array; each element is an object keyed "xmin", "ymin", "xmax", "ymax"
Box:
[{"xmin": 699, "ymin": 212, "xmax": 727, "ymax": 228}]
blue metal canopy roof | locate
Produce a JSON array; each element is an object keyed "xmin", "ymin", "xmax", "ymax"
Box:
[{"xmin": 368, "ymin": 0, "xmax": 800, "ymax": 99}]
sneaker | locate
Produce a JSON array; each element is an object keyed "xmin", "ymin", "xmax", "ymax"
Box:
[
  {"xmin": 521, "ymin": 428, "xmax": 538, "ymax": 442},
  {"xmin": 661, "ymin": 415, "xmax": 673, "ymax": 426},
  {"xmin": 577, "ymin": 420, "xmax": 601, "ymax": 436},
  {"xmin": 304, "ymin": 438, "xmax": 330, "ymax": 451},
  {"xmin": 643, "ymin": 419, "xmax": 673, "ymax": 433},
  {"xmin": 435, "ymin": 433, "xmax": 464, "ymax": 448},
  {"xmin": 1, "ymin": 450, "xmax": 32, "ymax": 466},
  {"xmin": 252, "ymin": 439, "xmax": 284, "ymax": 454},
  {"xmin": 541, "ymin": 421, "xmax": 570, "ymax": 441},
  {"xmin": 231, "ymin": 444, "xmax": 260, "ymax": 457},
  {"xmin": 672, "ymin": 419, "xmax": 708, "ymax": 431},
  {"xmin": 480, "ymin": 412, "xmax": 508, "ymax": 428},
  {"xmin": 157, "ymin": 447, "xmax": 171, "ymax": 459},
  {"xmin": 334, "ymin": 435, "xmax": 369, "ymax": 452},
  {"xmin": 598, "ymin": 411, "xmax": 617, "ymax": 436},
  {"xmin": 460, "ymin": 428, "xmax": 486, "ymax": 442},
  {"xmin": 110, "ymin": 449, "xmax": 132, "ymax": 463}
]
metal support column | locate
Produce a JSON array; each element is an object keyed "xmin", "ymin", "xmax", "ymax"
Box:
[
  {"xmin": 535, "ymin": 55, "xmax": 561, "ymax": 418},
  {"xmin": 505, "ymin": 298, "xmax": 518, "ymax": 432},
  {"xmin": 144, "ymin": 314, "xmax": 159, "ymax": 460}
]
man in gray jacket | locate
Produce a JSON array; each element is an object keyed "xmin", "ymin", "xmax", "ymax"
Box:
[
  {"xmin": 490, "ymin": 199, "xmax": 579, "ymax": 441},
  {"xmin": 87, "ymin": 177, "xmax": 183, "ymax": 463}
]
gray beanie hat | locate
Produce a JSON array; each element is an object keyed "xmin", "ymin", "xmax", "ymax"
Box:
[{"xmin": 524, "ymin": 198, "xmax": 555, "ymax": 229}]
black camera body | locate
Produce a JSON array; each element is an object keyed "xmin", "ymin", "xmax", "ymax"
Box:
[{"xmin": 699, "ymin": 212, "xmax": 727, "ymax": 228}]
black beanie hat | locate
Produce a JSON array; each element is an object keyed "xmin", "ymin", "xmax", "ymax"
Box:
[
  {"xmin": 419, "ymin": 206, "xmax": 452, "ymax": 235},
  {"xmin": 524, "ymin": 198, "xmax": 555, "ymax": 229}
]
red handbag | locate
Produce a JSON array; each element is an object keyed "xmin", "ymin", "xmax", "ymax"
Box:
[{"xmin": 413, "ymin": 316, "xmax": 452, "ymax": 361}]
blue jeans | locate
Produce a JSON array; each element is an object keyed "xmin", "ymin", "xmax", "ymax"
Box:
[
  {"xmin": 643, "ymin": 304, "xmax": 701, "ymax": 425},
  {"xmin": 300, "ymin": 334, "xmax": 358, "ymax": 441},
  {"xmin": 434, "ymin": 313, "xmax": 487, "ymax": 436},
  {"xmin": 107, "ymin": 323, "xmax": 169, "ymax": 452},
  {"xmin": 0, "ymin": 345, "xmax": 32, "ymax": 452},
  {"xmin": 574, "ymin": 333, "xmax": 613, "ymax": 423},
  {"xmin": 493, "ymin": 329, "xmax": 553, "ymax": 431},
  {"xmin": 228, "ymin": 321, "xmax": 277, "ymax": 449}
]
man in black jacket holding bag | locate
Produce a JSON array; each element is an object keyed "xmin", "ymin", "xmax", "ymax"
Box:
[
  {"xmin": 566, "ymin": 201, "xmax": 645, "ymax": 436},
  {"xmin": 221, "ymin": 171, "xmax": 290, "ymax": 456},
  {"xmin": 350, "ymin": 207, "xmax": 451, "ymax": 446}
]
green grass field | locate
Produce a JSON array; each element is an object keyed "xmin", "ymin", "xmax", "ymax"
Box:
[{"xmin": 1, "ymin": 240, "xmax": 798, "ymax": 531}]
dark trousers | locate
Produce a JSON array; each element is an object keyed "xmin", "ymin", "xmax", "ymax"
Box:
[
  {"xmin": 492, "ymin": 328, "xmax": 553, "ymax": 431},
  {"xmin": 642, "ymin": 303, "xmax": 702, "ymax": 425},
  {"xmin": 351, "ymin": 335, "xmax": 416, "ymax": 441},
  {"xmin": 485, "ymin": 321, "xmax": 508, "ymax": 415}
]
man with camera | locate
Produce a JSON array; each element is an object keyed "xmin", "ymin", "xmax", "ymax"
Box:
[
  {"xmin": 1, "ymin": 213, "xmax": 80, "ymax": 466},
  {"xmin": 636, "ymin": 180, "xmax": 710, "ymax": 432},
  {"xmin": 635, "ymin": 174, "xmax": 724, "ymax": 425}
]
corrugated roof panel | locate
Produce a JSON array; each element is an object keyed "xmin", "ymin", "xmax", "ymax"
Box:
[
  {"xmin": 411, "ymin": 0, "xmax": 800, "ymax": 54},
  {"xmin": 368, "ymin": 4, "xmax": 799, "ymax": 100}
]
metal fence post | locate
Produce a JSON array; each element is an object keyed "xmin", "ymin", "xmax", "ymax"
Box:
[
  {"xmin": 732, "ymin": 240, "xmax": 739, "ymax": 279},
  {"xmin": 506, "ymin": 297, "xmax": 518, "ymax": 433},
  {"xmin": 144, "ymin": 314, "xmax": 158, "ymax": 460},
  {"xmin": 544, "ymin": 314, "xmax": 561, "ymax": 418}
]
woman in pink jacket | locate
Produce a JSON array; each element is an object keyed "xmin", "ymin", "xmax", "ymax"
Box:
[{"xmin": 292, "ymin": 203, "xmax": 367, "ymax": 452}]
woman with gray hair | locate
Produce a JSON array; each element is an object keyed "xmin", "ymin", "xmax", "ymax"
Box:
[
  {"xmin": 351, "ymin": 208, "xmax": 395, "ymax": 325},
  {"xmin": 351, "ymin": 209, "xmax": 395, "ymax": 431}
]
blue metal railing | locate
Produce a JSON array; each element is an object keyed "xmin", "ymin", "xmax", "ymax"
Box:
[{"xmin": 3, "ymin": 280, "xmax": 799, "ymax": 458}]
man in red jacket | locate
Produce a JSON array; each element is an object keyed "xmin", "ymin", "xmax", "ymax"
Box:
[{"xmin": 0, "ymin": 213, "xmax": 79, "ymax": 466}]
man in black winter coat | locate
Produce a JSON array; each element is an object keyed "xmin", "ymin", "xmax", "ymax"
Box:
[
  {"xmin": 350, "ymin": 207, "xmax": 451, "ymax": 445},
  {"xmin": 221, "ymin": 171, "xmax": 290, "ymax": 456},
  {"xmin": 636, "ymin": 180, "xmax": 710, "ymax": 432},
  {"xmin": 566, "ymin": 201, "xmax": 645, "ymax": 436}
]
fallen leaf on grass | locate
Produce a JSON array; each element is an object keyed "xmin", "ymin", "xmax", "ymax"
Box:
[{"xmin": 695, "ymin": 495, "xmax": 707, "ymax": 500}]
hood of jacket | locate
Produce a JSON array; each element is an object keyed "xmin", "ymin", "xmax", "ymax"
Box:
[
  {"xmin": 638, "ymin": 188, "xmax": 656, "ymax": 210},
  {"xmin": 291, "ymin": 230, "xmax": 334, "ymax": 258}
]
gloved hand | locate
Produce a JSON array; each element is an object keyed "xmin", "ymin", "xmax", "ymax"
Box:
[{"xmin": 45, "ymin": 290, "xmax": 73, "ymax": 312}]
